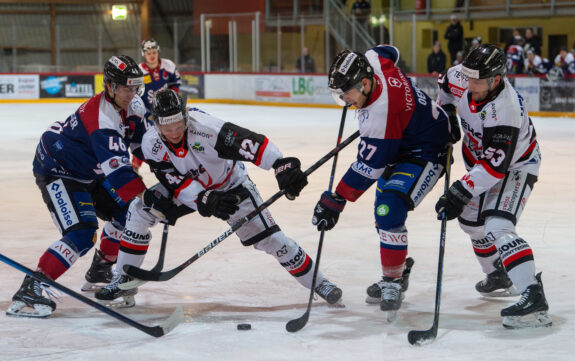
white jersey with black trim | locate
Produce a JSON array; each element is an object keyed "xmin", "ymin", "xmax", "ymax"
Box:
[
  {"xmin": 436, "ymin": 64, "xmax": 467, "ymax": 107},
  {"xmin": 141, "ymin": 108, "xmax": 283, "ymax": 210},
  {"xmin": 456, "ymin": 78, "xmax": 540, "ymax": 198}
]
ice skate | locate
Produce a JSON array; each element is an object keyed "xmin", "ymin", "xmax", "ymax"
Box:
[
  {"xmin": 475, "ymin": 259, "xmax": 517, "ymax": 297},
  {"xmin": 6, "ymin": 275, "xmax": 57, "ymax": 318},
  {"xmin": 314, "ymin": 279, "xmax": 344, "ymax": 307},
  {"xmin": 366, "ymin": 257, "xmax": 414, "ymax": 304},
  {"xmin": 379, "ymin": 277, "xmax": 404, "ymax": 322},
  {"xmin": 501, "ymin": 273, "xmax": 552, "ymax": 329},
  {"xmin": 82, "ymin": 249, "xmax": 114, "ymax": 292},
  {"xmin": 94, "ymin": 272, "xmax": 138, "ymax": 308}
]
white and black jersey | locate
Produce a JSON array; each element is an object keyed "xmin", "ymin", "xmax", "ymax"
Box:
[{"xmin": 141, "ymin": 107, "xmax": 283, "ymax": 210}]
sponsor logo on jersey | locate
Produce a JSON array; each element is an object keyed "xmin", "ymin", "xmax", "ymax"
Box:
[
  {"xmin": 47, "ymin": 179, "xmax": 79, "ymax": 229},
  {"xmin": 192, "ymin": 142, "xmax": 205, "ymax": 152},
  {"xmin": 152, "ymin": 139, "xmax": 163, "ymax": 155},
  {"xmin": 110, "ymin": 158, "xmax": 119, "ymax": 169},
  {"xmin": 224, "ymin": 129, "xmax": 237, "ymax": 146},
  {"xmin": 352, "ymin": 161, "xmax": 376, "ymax": 178},
  {"xmin": 387, "ymin": 77, "xmax": 402, "ymax": 88},
  {"xmin": 143, "ymin": 74, "xmax": 152, "ymax": 84},
  {"xmin": 413, "ymin": 165, "xmax": 439, "ymax": 204},
  {"xmin": 191, "ymin": 129, "xmax": 214, "ymax": 138},
  {"xmin": 462, "ymin": 174, "xmax": 475, "ymax": 190},
  {"xmin": 480, "ymin": 110, "xmax": 487, "ymax": 120}
]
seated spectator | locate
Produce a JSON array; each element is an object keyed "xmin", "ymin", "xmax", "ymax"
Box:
[
  {"xmin": 427, "ymin": 41, "xmax": 447, "ymax": 75},
  {"xmin": 506, "ymin": 35, "xmax": 525, "ymax": 74},
  {"xmin": 554, "ymin": 46, "xmax": 575, "ymax": 75},
  {"xmin": 296, "ymin": 47, "xmax": 316, "ymax": 73},
  {"xmin": 524, "ymin": 28, "xmax": 542, "ymax": 56},
  {"xmin": 524, "ymin": 50, "xmax": 551, "ymax": 75}
]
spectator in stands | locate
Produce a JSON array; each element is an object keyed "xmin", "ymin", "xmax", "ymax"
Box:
[
  {"xmin": 506, "ymin": 35, "xmax": 526, "ymax": 74},
  {"xmin": 444, "ymin": 14, "xmax": 464, "ymax": 65},
  {"xmin": 554, "ymin": 46, "xmax": 575, "ymax": 75},
  {"xmin": 525, "ymin": 49, "xmax": 551, "ymax": 76},
  {"xmin": 427, "ymin": 41, "xmax": 447, "ymax": 75},
  {"xmin": 524, "ymin": 28, "xmax": 542, "ymax": 56},
  {"xmin": 351, "ymin": 0, "xmax": 371, "ymax": 29},
  {"xmin": 504, "ymin": 28, "xmax": 522, "ymax": 54},
  {"xmin": 453, "ymin": 50, "xmax": 465, "ymax": 66},
  {"xmin": 296, "ymin": 47, "xmax": 317, "ymax": 73}
]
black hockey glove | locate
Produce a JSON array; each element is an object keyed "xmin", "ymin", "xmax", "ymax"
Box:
[
  {"xmin": 197, "ymin": 189, "xmax": 241, "ymax": 221},
  {"xmin": 441, "ymin": 103, "xmax": 461, "ymax": 144},
  {"xmin": 312, "ymin": 191, "xmax": 347, "ymax": 231},
  {"xmin": 435, "ymin": 180, "xmax": 473, "ymax": 221},
  {"xmin": 273, "ymin": 157, "xmax": 308, "ymax": 200},
  {"xmin": 142, "ymin": 188, "xmax": 179, "ymax": 225}
]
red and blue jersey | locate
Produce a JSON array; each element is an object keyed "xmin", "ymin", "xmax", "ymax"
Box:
[
  {"xmin": 140, "ymin": 58, "xmax": 181, "ymax": 112},
  {"xmin": 336, "ymin": 45, "xmax": 450, "ymax": 202},
  {"xmin": 33, "ymin": 92, "xmax": 149, "ymax": 204}
]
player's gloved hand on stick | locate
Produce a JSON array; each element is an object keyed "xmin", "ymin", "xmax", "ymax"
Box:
[
  {"xmin": 312, "ymin": 191, "xmax": 347, "ymax": 231},
  {"xmin": 197, "ymin": 189, "xmax": 240, "ymax": 220},
  {"xmin": 142, "ymin": 188, "xmax": 179, "ymax": 225},
  {"xmin": 273, "ymin": 157, "xmax": 308, "ymax": 200},
  {"xmin": 435, "ymin": 180, "xmax": 473, "ymax": 221}
]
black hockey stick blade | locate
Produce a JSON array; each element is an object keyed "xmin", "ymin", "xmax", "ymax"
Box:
[
  {"xmin": 0, "ymin": 253, "xmax": 184, "ymax": 337},
  {"xmin": 408, "ymin": 325, "xmax": 438, "ymax": 346},
  {"xmin": 120, "ymin": 223, "xmax": 170, "ymax": 290},
  {"xmin": 286, "ymin": 310, "xmax": 310, "ymax": 333},
  {"xmin": 125, "ymin": 130, "xmax": 361, "ymax": 283}
]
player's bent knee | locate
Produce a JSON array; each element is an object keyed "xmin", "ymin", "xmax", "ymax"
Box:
[
  {"xmin": 64, "ymin": 227, "xmax": 98, "ymax": 256},
  {"xmin": 374, "ymin": 192, "xmax": 408, "ymax": 230}
]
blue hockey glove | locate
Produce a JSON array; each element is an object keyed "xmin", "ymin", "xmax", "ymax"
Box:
[{"xmin": 312, "ymin": 191, "xmax": 347, "ymax": 231}]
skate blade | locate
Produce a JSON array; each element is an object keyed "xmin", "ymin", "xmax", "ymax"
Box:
[
  {"xmin": 327, "ymin": 299, "xmax": 346, "ymax": 309},
  {"xmin": 81, "ymin": 282, "xmax": 107, "ymax": 292},
  {"xmin": 385, "ymin": 310, "xmax": 398, "ymax": 323},
  {"xmin": 6, "ymin": 301, "xmax": 52, "ymax": 318},
  {"xmin": 502, "ymin": 311, "xmax": 553, "ymax": 329},
  {"xmin": 98, "ymin": 295, "xmax": 136, "ymax": 308},
  {"xmin": 365, "ymin": 296, "xmax": 380, "ymax": 304},
  {"xmin": 480, "ymin": 287, "xmax": 519, "ymax": 298}
]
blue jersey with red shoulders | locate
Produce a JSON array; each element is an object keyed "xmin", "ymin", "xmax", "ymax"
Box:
[
  {"xmin": 140, "ymin": 58, "xmax": 181, "ymax": 111},
  {"xmin": 32, "ymin": 92, "xmax": 149, "ymax": 204},
  {"xmin": 336, "ymin": 45, "xmax": 450, "ymax": 202}
]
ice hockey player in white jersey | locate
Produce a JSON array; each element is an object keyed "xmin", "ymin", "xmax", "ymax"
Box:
[
  {"xmin": 94, "ymin": 89, "xmax": 343, "ymax": 307},
  {"xmin": 6, "ymin": 55, "xmax": 149, "ymax": 318},
  {"xmin": 435, "ymin": 43, "xmax": 551, "ymax": 329},
  {"xmin": 311, "ymin": 46, "xmax": 453, "ymax": 320}
]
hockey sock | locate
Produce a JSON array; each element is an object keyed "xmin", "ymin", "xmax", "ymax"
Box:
[
  {"xmin": 37, "ymin": 236, "xmax": 84, "ymax": 280},
  {"xmin": 471, "ymin": 235, "xmax": 500, "ymax": 274},
  {"xmin": 378, "ymin": 229, "xmax": 408, "ymax": 278},
  {"xmin": 254, "ymin": 232, "xmax": 319, "ymax": 289},
  {"xmin": 99, "ymin": 221, "xmax": 123, "ymax": 263},
  {"xmin": 496, "ymin": 234, "xmax": 537, "ymax": 293}
]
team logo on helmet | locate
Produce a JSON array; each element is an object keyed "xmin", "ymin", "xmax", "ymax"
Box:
[
  {"xmin": 109, "ymin": 56, "xmax": 127, "ymax": 71},
  {"xmin": 338, "ymin": 53, "xmax": 358, "ymax": 75}
]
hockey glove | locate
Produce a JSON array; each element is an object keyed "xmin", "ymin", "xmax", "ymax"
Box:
[
  {"xmin": 435, "ymin": 180, "xmax": 473, "ymax": 221},
  {"xmin": 441, "ymin": 103, "xmax": 461, "ymax": 144},
  {"xmin": 312, "ymin": 191, "xmax": 347, "ymax": 231},
  {"xmin": 142, "ymin": 188, "xmax": 179, "ymax": 225},
  {"xmin": 273, "ymin": 157, "xmax": 308, "ymax": 200},
  {"xmin": 197, "ymin": 189, "xmax": 241, "ymax": 221}
]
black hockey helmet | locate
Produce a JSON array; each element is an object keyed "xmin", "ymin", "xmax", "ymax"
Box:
[
  {"xmin": 141, "ymin": 38, "xmax": 160, "ymax": 56},
  {"xmin": 328, "ymin": 49, "xmax": 373, "ymax": 92},
  {"xmin": 461, "ymin": 44, "xmax": 506, "ymax": 79},
  {"xmin": 103, "ymin": 55, "xmax": 144, "ymax": 92},
  {"xmin": 151, "ymin": 89, "xmax": 188, "ymax": 126}
]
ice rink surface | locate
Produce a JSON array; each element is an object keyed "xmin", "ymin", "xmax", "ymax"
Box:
[{"xmin": 0, "ymin": 103, "xmax": 573, "ymax": 361}]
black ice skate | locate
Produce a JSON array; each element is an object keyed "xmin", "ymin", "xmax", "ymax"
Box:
[
  {"xmin": 501, "ymin": 272, "xmax": 552, "ymax": 329},
  {"xmin": 6, "ymin": 275, "xmax": 57, "ymax": 318},
  {"xmin": 366, "ymin": 257, "xmax": 414, "ymax": 304},
  {"xmin": 82, "ymin": 249, "xmax": 114, "ymax": 292},
  {"xmin": 314, "ymin": 279, "xmax": 343, "ymax": 307},
  {"xmin": 94, "ymin": 272, "xmax": 138, "ymax": 308},
  {"xmin": 475, "ymin": 259, "xmax": 517, "ymax": 297}
]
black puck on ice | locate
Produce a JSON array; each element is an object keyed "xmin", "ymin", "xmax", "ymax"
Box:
[{"xmin": 237, "ymin": 323, "xmax": 251, "ymax": 330}]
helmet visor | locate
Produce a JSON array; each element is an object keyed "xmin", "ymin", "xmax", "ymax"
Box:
[{"xmin": 330, "ymin": 81, "xmax": 362, "ymax": 106}]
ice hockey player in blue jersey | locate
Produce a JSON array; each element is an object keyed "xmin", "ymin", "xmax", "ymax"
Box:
[
  {"xmin": 133, "ymin": 38, "xmax": 181, "ymax": 171},
  {"xmin": 435, "ymin": 44, "xmax": 551, "ymax": 329},
  {"xmin": 312, "ymin": 46, "xmax": 454, "ymax": 318},
  {"xmin": 6, "ymin": 55, "xmax": 150, "ymax": 318}
]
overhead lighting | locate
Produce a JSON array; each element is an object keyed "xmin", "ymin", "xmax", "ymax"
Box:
[{"xmin": 112, "ymin": 5, "xmax": 127, "ymax": 20}]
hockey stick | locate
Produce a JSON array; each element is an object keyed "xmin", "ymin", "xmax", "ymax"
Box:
[
  {"xmin": 286, "ymin": 105, "xmax": 348, "ymax": 333},
  {"xmin": 407, "ymin": 145, "xmax": 453, "ymax": 345},
  {"xmin": 123, "ymin": 128, "xmax": 360, "ymax": 283},
  {"xmin": 0, "ymin": 253, "xmax": 183, "ymax": 338}
]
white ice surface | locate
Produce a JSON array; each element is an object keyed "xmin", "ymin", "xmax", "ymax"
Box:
[{"xmin": 0, "ymin": 103, "xmax": 573, "ymax": 361}]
